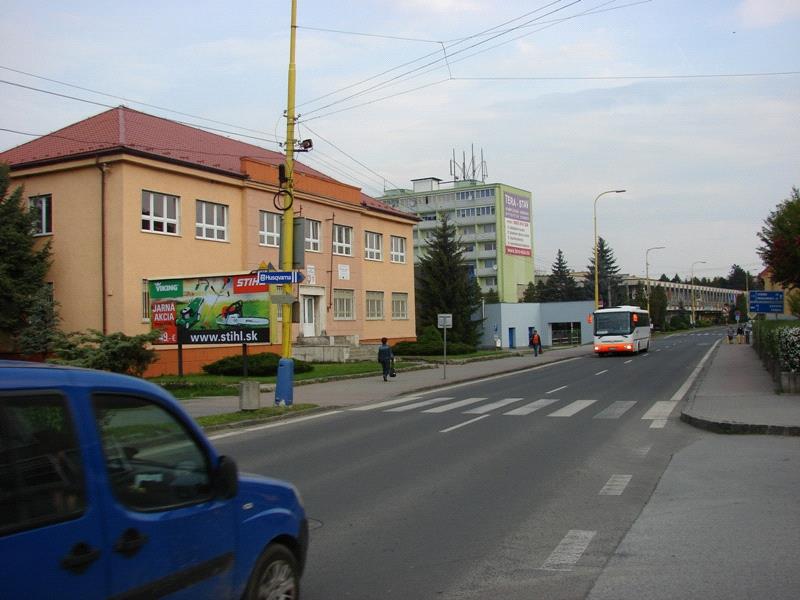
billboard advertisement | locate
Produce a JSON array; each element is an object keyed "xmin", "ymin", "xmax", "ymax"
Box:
[
  {"xmin": 503, "ymin": 192, "xmax": 532, "ymax": 257},
  {"xmin": 149, "ymin": 274, "xmax": 271, "ymax": 345}
]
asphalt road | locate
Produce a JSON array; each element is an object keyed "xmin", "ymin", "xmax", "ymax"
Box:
[{"xmin": 211, "ymin": 332, "xmax": 719, "ymax": 599}]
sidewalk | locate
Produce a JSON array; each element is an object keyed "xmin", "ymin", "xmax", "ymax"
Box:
[
  {"xmin": 681, "ymin": 341, "xmax": 800, "ymax": 436},
  {"xmin": 180, "ymin": 344, "xmax": 591, "ymax": 419}
]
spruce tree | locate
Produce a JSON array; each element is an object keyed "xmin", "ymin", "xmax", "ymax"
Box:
[
  {"xmin": 544, "ymin": 249, "xmax": 581, "ymax": 301},
  {"xmin": 584, "ymin": 237, "xmax": 624, "ymax": 308},
  {"xmin": 0, "ymin": 164, "xmax": 53, "ymax": 340},
  {"xmin": 415, "ymin": 214, "xmax": 483, "ymax": 346}
]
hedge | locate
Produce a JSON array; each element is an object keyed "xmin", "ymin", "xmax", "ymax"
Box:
[{"xmin": 202, "ymin": 352, "xmax": 313, "ymax": 376}]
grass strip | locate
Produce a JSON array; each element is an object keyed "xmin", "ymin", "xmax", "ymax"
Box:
[{"xmin": 195, "ymin": 403, "xmax": 319, "ymax": 428}]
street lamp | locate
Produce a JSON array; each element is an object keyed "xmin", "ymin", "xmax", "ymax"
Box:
[
  {"xmin": 645, "ymin": 246, "xmax": 665, "ymax": 311},
  {"xmin": 690, "ymin": 260, "xmax": 707, "ymax": 326},
  {"xmin": 593, "ymin": 189, "xmax": 626, "ymax": 309}
]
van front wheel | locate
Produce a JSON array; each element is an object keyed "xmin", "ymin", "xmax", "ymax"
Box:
[{"xmin": 244, "ymin": 543, "xmax": 300, "ymax": 600}]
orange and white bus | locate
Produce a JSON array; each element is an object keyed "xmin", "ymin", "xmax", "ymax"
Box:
[{"xmin": 593, "ymin": 305, "xmax": 651, "ymax": 356}]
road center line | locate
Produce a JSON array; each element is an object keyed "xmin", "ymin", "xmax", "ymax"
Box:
[
  {"xmin": 624, "ymin": 359, "xmax": 633, "ymax": 364},
  {"xmin": 546, "ymin": 385, "xmax": 567, "ymax": 394},
  {"xmin": 540, "ymin": 530, "xmax": 596, "ymax": 571},
  {"xmin": 439, "ymin": 415, "xmax": 489, "ymax": 433},
  {"xmin": 595, "ymin": 369, "xmax": 608, "ymax": 376}
]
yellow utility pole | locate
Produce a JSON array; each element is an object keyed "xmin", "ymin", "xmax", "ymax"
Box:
[
  {"xmin": 275, "ymin": 0, "xmax": 298, "ymax": 405},
  {"xmin": 281, "ymin": 0, "xmax": 298, "ymax": 359}
]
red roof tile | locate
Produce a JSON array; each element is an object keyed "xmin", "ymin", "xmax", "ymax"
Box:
[
  {"xmin": 0, "ymin": 106, "xmax": 412, "ymax": 219},
  {"xmin": 0, "ymin": 106, "xmax": 330, "ymax": 180}
]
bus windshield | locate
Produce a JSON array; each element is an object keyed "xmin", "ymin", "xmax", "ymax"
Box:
[{"xmin": 595, "ymin": 312, "xmax": 633, "ymax": 335}]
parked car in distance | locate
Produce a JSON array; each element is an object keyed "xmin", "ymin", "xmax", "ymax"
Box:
[{"xmin": 0, "ymin": 360, "xmax": 308, "ymax": 599}]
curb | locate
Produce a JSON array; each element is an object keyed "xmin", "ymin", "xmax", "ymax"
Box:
[
  {"xmin": 679, "ymin": 411, "xmax": 800, "ymax": 436},
  {"xmin": 201, "ymin": 405, "xmax": 339, "ymax": 433}
]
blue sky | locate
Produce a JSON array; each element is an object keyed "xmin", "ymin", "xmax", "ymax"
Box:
[{"xmin": 2, "ymin": 0, "xmax": 798, "ymax": 280}]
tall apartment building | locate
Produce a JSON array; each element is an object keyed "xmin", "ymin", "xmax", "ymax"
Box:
[{"xmin": 380, "ymin": 177, "xmax": 534, "ymax": 302}]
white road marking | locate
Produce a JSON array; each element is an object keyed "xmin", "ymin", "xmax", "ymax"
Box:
[
  {"xmin": 423, "ymin": 397, "xmax": 488, "ymax": 413},
  {"xmin": 546, "ymin": 385, "xmax": 567, "ymax": 394},
  {"xmin": 351, "ymin": 396, "xmax": 422, "ymax": 411},
  {"xmin": 633, "ymin": 444, "xmax": 652, "ymax": 458},
  {"xmin": 386, "ymin": 397, "xmax": 454, "ymax": 412},
  {"xmin": 208, "ymin": 410, "xmax": 343, "ymax": 440},
  {"xmin": 464, "ymin": 398, "xmax": 524, "ymax": 414},
  {"xmin": 540, "ymin": 530, "xmax": 596, "ymax": 571},
  {"xmin": 439, "ymin": 415, "xmax": 490, "ymax": 433},
  {"xmin": 595, "ymin": 369, "xmax": 608, "ymax": 376},
  {"xmin": 599, "ymin": 474, "xmax": 632, "ymax": 495},
  {"xmin": 641, "ymin": 339, "xmax": 721, "ymax": 426},
  {"xmin": 503, "ymin": 398, "xmax": 560, "ymax": 416},
  {"xmin": 624, "ymin": 360, "xmax": 633, "ymax": 364},
  {"xmin": 548, "ymin": 400, "xmax": 597, "ymax": 417},
  {"xmin": 593, "ymin": 400, "xmax": 636, "ymax": 419}
]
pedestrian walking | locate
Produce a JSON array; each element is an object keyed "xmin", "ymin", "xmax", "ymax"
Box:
[
  {"xmin": 377, "ymin": 337, "xmax": 394, "ymax": 382},
  {"xmin": 530, "ymin": 329, "xmax": 542, "ymax": 357},
  {"xmin": 736, "ymin": 324, "xmax": 744, "ymax": 344},
  {"xmin": 726, "ymin": 325, "xmax": 735, "ymax": 344}
]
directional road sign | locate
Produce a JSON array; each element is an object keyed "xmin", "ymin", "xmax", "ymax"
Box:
[
  {"xmin": 257, "ymin": 270, "xmax": 305, "ymax": 285},
  {"xmin": 749, "ymin": 290, "xmax": 784, "ymax": 313},
  {"xmin": 437, "ymin": 313, "xmax": 453, "ymax": 329}
]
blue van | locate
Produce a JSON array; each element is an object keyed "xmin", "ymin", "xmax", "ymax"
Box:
[{"xmin": 0, "ymin": 361, "xmax": 308, "ymax": 599}]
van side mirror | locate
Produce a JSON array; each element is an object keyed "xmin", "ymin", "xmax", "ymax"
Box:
[{"xmin": 214, "ymin": 455, "xmax": 239, "ymax": 499}]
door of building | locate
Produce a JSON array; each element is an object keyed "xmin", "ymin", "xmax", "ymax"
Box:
[{"xmin": 302, "ymin": 296, "xmax": 315, "ymax": 337}]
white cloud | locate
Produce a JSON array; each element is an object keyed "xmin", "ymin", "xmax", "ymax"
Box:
[{"xmin": 736, "ymin": 0, "xmax": 800, "ymax": 28}]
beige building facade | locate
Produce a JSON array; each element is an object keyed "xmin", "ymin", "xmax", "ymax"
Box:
[{"xmin": 1, "ymin": 107, "xmax": 418, "ymax": 374}]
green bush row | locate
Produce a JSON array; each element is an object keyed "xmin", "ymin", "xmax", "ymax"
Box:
[
  {"xmin": 202, "ymin": 352, "xmax": 313, "ymax": 376},
  {"xmin": 391, "ymin": 340, "xmax": 476, "ymax": 356}
]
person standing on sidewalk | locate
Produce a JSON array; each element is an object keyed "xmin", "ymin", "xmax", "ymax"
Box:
[
  {"xmin": 377, "ymin": 337, "xmax": 394, "ymax": 382},
  {"xmin": 727, "ymin": 325, "xmax": 735, "ymax": 344},
  {"xmin": 530, "ymin": 329, "xmax": 542, "ymax": 357}
]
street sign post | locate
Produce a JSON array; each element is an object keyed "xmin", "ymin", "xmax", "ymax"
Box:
[
  {"xmin": 438, "ymin": 313, "xmax": 453, "ymax": 379},
  {"xmin": 749, "ymin": 291, "xmax": 784, "ymax": 314},
  {"xmin": 257, "ymin": 270, "xmax": 305, "ymax": 285}
]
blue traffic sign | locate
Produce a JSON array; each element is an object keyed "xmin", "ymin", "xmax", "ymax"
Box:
[
  {"xmin": 749, "ymin": 290, "xmax": 784, "ymax": 313},
  {"xmin": 257, "ymin": 270, "xmax": 305, "ymax": 285}
]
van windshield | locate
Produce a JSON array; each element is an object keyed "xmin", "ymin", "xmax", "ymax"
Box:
[{"xmin": 595, "ymin": 313, "xmax": 632, "ymax": 335}]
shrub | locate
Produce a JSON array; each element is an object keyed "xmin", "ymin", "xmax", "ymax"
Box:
[
  {"xmin": 392, "ymin": 340, "xmax": 475, "ymax": 356},
  {"xmin": 418, "ymin": 325, "xmax": 443, "ymax": 344},
  {"xmin": 777, "ymin": 327, "xmax": 800, "ymax": 372},
  {"xmin": 50, "ymin": 329, "xmax": 160, "ymax": 377},
  {"xmin": 202, "ymin": 352, "xmax": 312, "ymax": 376}
]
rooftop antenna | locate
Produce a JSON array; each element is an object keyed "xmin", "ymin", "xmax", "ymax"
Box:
[
  {"xmin": 480, "ymin": 148, "xmax": 488, "ymax": 182},
  {"xmin": 470, "ymin": 144, "xmax": 476, "ymax": 180}
]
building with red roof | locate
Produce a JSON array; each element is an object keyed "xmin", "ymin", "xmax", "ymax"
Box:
[{"xmin": 1, "ymin": 106, "xmax": 417, "ymax": 374}]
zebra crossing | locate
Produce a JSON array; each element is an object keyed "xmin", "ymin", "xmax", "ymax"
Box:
[{"xmin": 353, "ymin": 394, "xmax": 676, "ymax": 424}]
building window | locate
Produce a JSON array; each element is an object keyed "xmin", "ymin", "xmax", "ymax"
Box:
[
  {"xmin": 366, "ymin": 291, "xmax": 384, "ymax": 320},
  {"xmin": 141, "ymin": 280, "xmax": 150, "ymax": 321},
  {"xmin": 29, "ymin": 194, "xmax": 52, "ymax": 235},
  {"xmin": 259, "ymin": 211, "xmax": 280, "ymax": 247},
  {"xmin": 305, "ymin": 219, "xmax": 321, "ymax": 252},
  {"xmin": 390, "ymin": 236, "xmax": 407, "ymax": 263},
  {"xmin": 333, "ymin": 224, "xmax": 353, "ymax": 256},
  {"xmin": 459, "ymin": 225, "xmax": 475, "ymax": 235},
  {"xmin": 455, "ymin": 206, "xmax": 495, "ymax": 218},
  {"xmin": 195, "ymin": 200, "xmax": 227, "ymax": 241},
  {"xmin": 421, "ymin": 214, "xmax": 437, "ymax": 221},
  {"xmin": 483, "ymin": 276, "xmax": 497, "ymax": 287},
  {"xmin": 483, "ymin": 259, "xmax": 497, "ymax": 269},
  {"xmin": 392, "ymin": 292, "xmax": 408, "ymax": 320},
  {"xmin": 333, "ymin": 289, "xmax": 355, "ymax": 320},
  {"xmin": 483, "ymin": 241, "xmax": 496, "ymax": 251},
  {"xmin": 141, "ymin": 190, "xmax": 179, "ymax": 235},
  {"xmin": 481, "ymin": 223, "xmax": 496, "ymax": 234},
  {"xmin": 364, "ymin": 231, "xmax": 383, "ymax": 261}
]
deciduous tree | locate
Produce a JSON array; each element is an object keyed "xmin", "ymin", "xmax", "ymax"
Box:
[{"xmin": 758, "ymin": 187, "xmax": 800, "ymax": 290}]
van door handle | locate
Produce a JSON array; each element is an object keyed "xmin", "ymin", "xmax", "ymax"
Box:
[
  {"xmin": 61, "ymin": 542, "xmax": 101, "ymax": 573},
  {"xmin": 113, "ymin": 528, "xmax": 149, "ymax": 557}
]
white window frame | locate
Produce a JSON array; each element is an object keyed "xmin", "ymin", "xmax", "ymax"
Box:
[
  {"xmin": 392, "ymin": 292, "xmax": 409, "ymax": 320},
  {"xmin": 29, "ymin": 194, "xmax": 52, "ymax": 235},
  {"xmin": 141, "ymin": 190, "xmax": 179, "ymax": 235},
  {"xmin": 259, "ymin": 211, "xmax": 281, "ymax": 247},
  {"xmin": 364, "ymin": 231, "xmax": 383, "ymax": 261},
  {"xmin": 333, "ymin": 224, "xmax": 353, "ymax": 256},
  {"xmin": 305, "ymin": 219, "xmax": 321, "ymax": 252},
  {"xmin": 390, "ymin": 236, "xmax": 407, "ymax": 263},
  {"xmin": 333, "ymin": 289, "xmax": 355, "ymax": 320},
  {"xmin": 366, "ymin": 291, "xmax": 384, "ymax": 320},
  {"xmin": 196, "ymin": 200, "xmax": 228, "ymax": 241}
]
